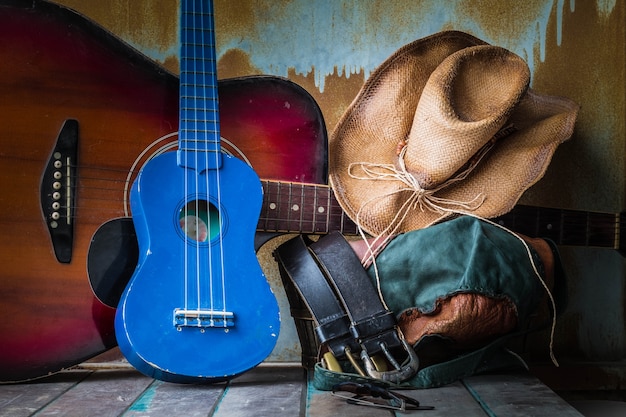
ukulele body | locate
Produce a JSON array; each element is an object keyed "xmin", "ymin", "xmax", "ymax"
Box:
[{"xmin": 115, "ymin": 150, "xmax": 280, "ymax": 383}]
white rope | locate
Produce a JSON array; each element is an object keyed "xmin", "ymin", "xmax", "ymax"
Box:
[{"xmin": 348, "ymin": 144, "xmax": 488, "ymax": 218}]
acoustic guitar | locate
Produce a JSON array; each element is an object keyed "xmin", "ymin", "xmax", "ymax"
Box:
[{"xmin": 0, "ymin": 0, "xmax": 326, "ymax": 383}]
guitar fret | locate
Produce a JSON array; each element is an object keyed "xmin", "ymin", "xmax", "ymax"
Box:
[
  {"xmin": 289, "ymin": 183, "xmax": 299, "ymax": 231},
  {"xmin": 496, "ymin": 205, "xmax": 538, "ymax": 236},
  {"xmin": 322, "ymin": 186, "xmax": 333, "ymax": 233},
  {"xmin": 260, "ymin": 181, "xmax": 274, "ymax": 231},
  {"xmin": 283, "ymin": 183, "xmax": 292, "ymax": 231},
  {"xmin": 336, "ymin": 198, "xmax": 357, "ymax": 235},
  {"xmin": 276, "ymin": 181, "xmax": 286, "ymax": 231},
  {"xmin": 561, "ymin": 209, "xmax": 588, "ymax": 246},
  {"xmin": 537, "ymin": 206, "xmax": 562, "ymax": 243},
  {"xmin": 295, "ymin": 183, "xmax": 304, "ymax": 231},
  {"xmin": 496, "ymin": 205, "xmax": 619, "ymax": 249},
  {"xmin": 300, "ymin": 183, "xmax": 314, "ymax": 233},
  {"xmin": 325, "ymin": 187, "xmax": 333, "ymax": 234},
  {"xmin": 317, "ymin": 189, "xmax": 329, "ymax": 233},
  {"xmin": 316, "ymin": 186, "xmax": 330, "ymax": 234},
  {"xmin": 312, "ymin": 184, "xmax": 319, "ymax": 233},
  {"xmin": 278, "ymin": 181, "xmax": 289, "ymax": 231},
  {"xmin": 292, "ymin": 183, "xmax": 302, "ymax": 231},
  {"xmin": 295, "ymin": 183, "xmax": 309, "ymax": 233},
  {"xmin": 588, "ymin": 211, "xmax": 618, "ymax": 248},
  {"xmin": 287, "ymin": 182, "xmax": 294, "ymax": 231}
]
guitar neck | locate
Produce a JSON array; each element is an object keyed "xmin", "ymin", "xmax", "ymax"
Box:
[
  {"xmin": 259, "ymin": 180, "xmax": 623, "ymax": 251},
  {"xmin": 495, "ymin": 205, "xmax": 623, "ymax": 250},
  {"xmin": 259, "ymin": 180, "xmax": 358, "ymax": 235}
]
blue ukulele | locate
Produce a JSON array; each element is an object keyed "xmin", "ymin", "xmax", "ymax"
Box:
[{"xmin": 115, "ymin": 0, "xmax": 280, "ymax": 383}]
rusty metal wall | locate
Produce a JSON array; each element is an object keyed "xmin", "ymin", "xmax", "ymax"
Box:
[{"xmin": 54, "ymin": 0, "xmax": 625, "ymax": 385}]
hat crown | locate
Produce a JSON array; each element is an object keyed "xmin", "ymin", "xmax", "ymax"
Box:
[{"xmin": 405, "ymin": 45, "xmax": 531, "ymax": 189}]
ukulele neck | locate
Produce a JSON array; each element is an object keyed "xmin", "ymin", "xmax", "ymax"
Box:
[{"xmin": 177, "ymin": 0, "xmax": 221, "ymax": 171}]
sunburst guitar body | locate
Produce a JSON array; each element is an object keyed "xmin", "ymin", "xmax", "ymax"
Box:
[{"xmin": 0, "ymin": 0, "xmax": 326, "ymax": 382}]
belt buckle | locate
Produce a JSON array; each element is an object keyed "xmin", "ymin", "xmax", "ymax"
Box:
[{"xmin": 360, "ymin": 336, "xmax": 419, "ymax": 384}]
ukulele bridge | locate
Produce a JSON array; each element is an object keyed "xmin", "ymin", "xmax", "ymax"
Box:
[{"xmin": 173, "ymin": 309, "xmax": 235, "ymax": 328}]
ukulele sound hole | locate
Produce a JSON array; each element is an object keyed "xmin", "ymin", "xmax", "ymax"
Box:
[{"xmin": 179, "ymin": 200, "xmax": 220, "ymax": 242}]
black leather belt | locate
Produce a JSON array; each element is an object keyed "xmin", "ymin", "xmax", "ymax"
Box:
[
  {"xmin": 274, "ymin": 234, "xmax": 360, "ymax": 360},
  {"xmin": 275, "ymin": 232, "xmax": 419, "ymax": 383}
]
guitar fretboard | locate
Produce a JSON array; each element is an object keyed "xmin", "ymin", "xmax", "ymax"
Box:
[
  {"xmin": 259, "ymin": 181, "xmax": 357, "ymax": 235},
  {"xmin": 258, "ymin": 180, "xmax": 623, "ymax": 251},
  {"xmin": 495, "ymin": 205, "xmax": 623, "ymax": 250}
]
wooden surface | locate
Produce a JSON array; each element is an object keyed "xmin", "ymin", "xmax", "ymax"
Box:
[{"xmin": 0, "ymin": 365, "xmax": 585, "ymax": 416}]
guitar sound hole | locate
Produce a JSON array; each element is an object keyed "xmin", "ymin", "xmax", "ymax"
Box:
[{"xmin": 179, "ymin": 200, "xmax": 220, "ymax": 242}]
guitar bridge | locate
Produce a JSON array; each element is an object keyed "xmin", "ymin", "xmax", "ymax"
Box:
[
  {"xmin": 174, "ymin": 309, "xmax": 235, "ymax": 328},
  {"xmin": 40, "ymin": 119, "xmax": 79, "ymax": 263}
]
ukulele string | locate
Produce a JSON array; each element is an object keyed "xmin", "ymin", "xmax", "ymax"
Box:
[
  {"xmin": 206, "ymin": 0, "xmax": 228, "ymax": 318},
  {"xmin": 182, "ymin": 21, "xmax": 189, "ymax": 321},
  {"xmin": 191, "ymin": 0, "xmax": 206, "ymax": 318},
  {"xmin": 198, "ymin": 0, "xmax": 212, "ymax": 317}
]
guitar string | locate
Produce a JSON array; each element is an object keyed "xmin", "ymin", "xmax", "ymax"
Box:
[
  {"xmin": 50, "ymin": 131, "xmax": 246, "ymax": 217},
  {"xmin": 41, "ymin": 151, "xmax": 625, "ymax": 245},
  {"xmin": 42, "ymin": 107, "xmax": 255, "ymax": 219},
  {"xmin": 46, "ymin": 165, "xmax": 625, "ymax": 243},
  {"xmin": 50, "ymin": 160, "xmax": 362, "ymax": 235}
]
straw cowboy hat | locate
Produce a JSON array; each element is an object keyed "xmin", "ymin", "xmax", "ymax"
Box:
[{"xmin": 329, "ymin": 31, "xmax": 579, "ymax": 237}]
